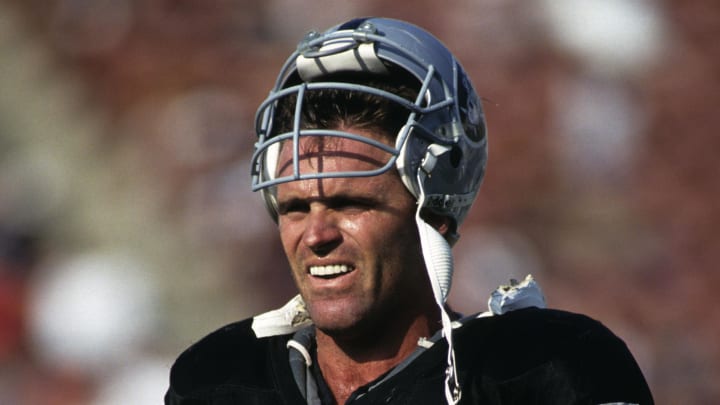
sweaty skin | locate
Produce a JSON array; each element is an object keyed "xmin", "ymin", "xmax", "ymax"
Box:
[{"xmin": 275, "ymin": 127, "xmax": 442, "ymax": 404}]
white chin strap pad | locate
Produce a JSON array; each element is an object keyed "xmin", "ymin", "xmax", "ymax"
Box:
[
  {"xmin": 412, "ymin": 142, "xmax": 455, "ymax": 302},
  {"xmin": 416, "ymin": 217, "xmax": 453, "ymax": 303},
  {"xmin": 415, "ymin": 171, "xmax": 461, "ymax": 404}
]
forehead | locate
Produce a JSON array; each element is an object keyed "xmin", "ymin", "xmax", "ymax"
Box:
[
  {"xmin": 274, "ymin": 128, "xmax": 407, "ymax": 199},
  {"xmin": 275, "ymin": 129, "xmax": 394, "ymax": 177}
]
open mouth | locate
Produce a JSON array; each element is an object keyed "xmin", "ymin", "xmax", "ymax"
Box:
[{"xmin": 309, "ymin": 264, "xmax": 353, "ymax": 277}]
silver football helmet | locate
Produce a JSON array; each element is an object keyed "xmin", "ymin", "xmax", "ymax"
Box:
[
  {"xmin": 251, "ymin": 17, "xmax": 487, "ymax": 239},
  {"xmin": 251, "ymin": 18, "xmax": 488, "ymax": 404}
]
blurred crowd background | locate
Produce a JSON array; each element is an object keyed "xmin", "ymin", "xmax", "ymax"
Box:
[{"xmin": 0, "ymin": 0, "xmax": 717, "ymax": 404}]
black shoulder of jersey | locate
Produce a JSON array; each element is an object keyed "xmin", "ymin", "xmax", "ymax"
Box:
[
  {"xmin": 455, "ymin": 307, "xmax": 654, "ymax": 404},
  {"xmin": 164, "ymin": 307, "xmax": 653, "ymax": 405},
  {"xmin": 165, "ymin": 318, "xmax": 290, "ymax": 402}
]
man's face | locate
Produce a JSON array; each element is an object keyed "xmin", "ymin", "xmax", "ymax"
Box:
[{"xmin": 275, "ymin": 128, "xmax": 433, "ymax": 338}]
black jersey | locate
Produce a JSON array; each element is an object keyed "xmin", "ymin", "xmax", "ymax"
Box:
[{"xmin": 165, "ymin": 307, "xmax": 653, "ymax": 405}]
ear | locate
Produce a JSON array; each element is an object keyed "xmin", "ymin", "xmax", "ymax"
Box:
[{"xmin": 420, "ymin": 209, "xmax": 452, "ymax": 237}]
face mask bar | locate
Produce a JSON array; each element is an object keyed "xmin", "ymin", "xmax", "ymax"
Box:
[
  {"xmin": 251, "ymin": 76, "xmax": 454, "ymax": 193},
  {"xmin": 251, "ymin": 21, "xmax": 464, "ymax": 195}
]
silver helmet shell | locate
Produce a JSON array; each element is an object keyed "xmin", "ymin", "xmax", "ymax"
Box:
[{"xmin": 251, "ymin": 17, "xmax": 488, "ymax": 238}]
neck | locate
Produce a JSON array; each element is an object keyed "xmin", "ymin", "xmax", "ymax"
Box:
[{"xmin": 314, "ymin": 309, "xmax": 440, "ymax": 404}]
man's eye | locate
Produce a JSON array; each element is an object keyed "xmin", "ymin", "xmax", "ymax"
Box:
[{"xmin": 278, "ymin": 201, "xmax": 308, "ymax": 215}]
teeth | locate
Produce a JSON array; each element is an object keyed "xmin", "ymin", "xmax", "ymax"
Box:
[{"xmin": 309, "ymin": 264, "xmax": 350, "ymax": 276}]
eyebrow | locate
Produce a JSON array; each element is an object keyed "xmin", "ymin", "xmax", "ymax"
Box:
[{"xmin": 276, "ymin": 193, "xmax": 379, "ymax": 211}]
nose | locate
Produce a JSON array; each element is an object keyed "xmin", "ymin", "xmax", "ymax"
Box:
[{"xmin": 302, "ymin": 207, "xmax": 342, "ymax": 256}]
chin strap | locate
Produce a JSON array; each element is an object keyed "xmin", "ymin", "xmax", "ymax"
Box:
[{"xmin": 415, "ymin": 167, "xmax": 461, "ymax": 405}]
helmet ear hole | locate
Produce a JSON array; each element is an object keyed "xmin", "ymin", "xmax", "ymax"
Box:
[{"xmin": 449, "ymin": 145, "xmax": 462, "ymax": 168}]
